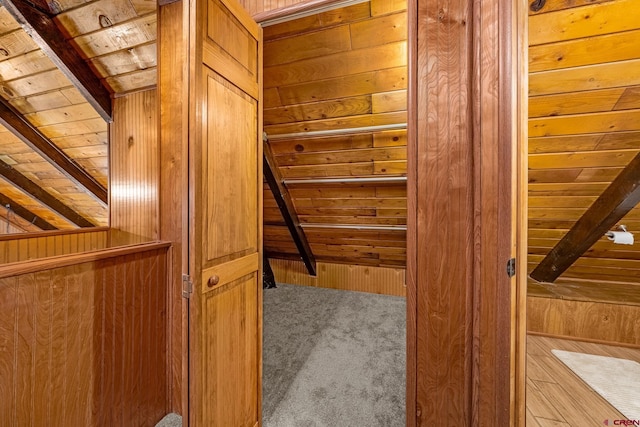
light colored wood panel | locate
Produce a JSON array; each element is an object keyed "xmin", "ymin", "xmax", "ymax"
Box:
[
  {"xmin": 0, "ymin": 29, "xmax": 38, "ymax": 61},
  {"xmin": 204, "ymin": 72, "xmax": 258, "ymax": 261},
  {"xmin": 0, "ymin": 69, "xmax": 70, "ymax": 99},
  {"xmin": 279, "ymin": 161, "xmax": 375, "ymax": 178},
  {"xmin": 265, "ymin": 111, "xmax": 407, "ymax": 135},
  {"xmin": 370, "ymin": 0, "xmax": 406, "ymax": 16},
  {"xmin": 528, "ymin": 182, "xmax": 609, "ymax": 196},
  {"xmin": 269, "ymin": 133, "xmax": 373, "ymax": 154},
  {"xmin": 350, "ymin": 11, "xmax": 406, "ymax": 49},
  {"xmin": 528, "ymin": 196, "xmax": 595, "ymax": 208},
  {"xmin": 264, "ymin": 95, "xmax": 371, "ymax": 126},
  {"xmin": 9, "ymin": 88, "xmax": 79, "ymax": 114},
  {"xmin": 529, "ymin": 150, "xmax": 637, "ymax": 169},
  {"xmin": 269, "ymin": 258, "xmax": 406, "ymax": 296},
  {"xmin": 276, "ymin": 146, "xmax": 406, "ymax": 166},
  {"xmin": 72, "ymin": 13, "xmax": 156, "ymax": 59},
  {"xmin": 575, "ymin": 166, "xmax": 622, "ymax": 182},
  {"xmin": 528, "ymin": 87, "xmax": 625, "ymax": 118},
  {"xmin": 25, "ymin": 103, "xmax": 101, "ymax": 126},
  {"xmin": 298, "ymin": 215, "xmax": 406, "ymax": 225},
  {"xmin": 262, "ymin": 3, "xmax": 371, "ymax": 41},
  {"xmin": 55, "ymin": 0, "xmax": 139, "ymax": 38},
  {"xmin": 51, "ymin": 132, "xmax": 108, "ymax": 149},
  {"xmin": 529, "ymin": 59, "xmax": 640, "ymax": 96},
  {"xmin": 527, "ymin": 0, "xmax": 613, "ymax": 15},
  {"xmin": 372, "ymin": 90, "xmax": 406, "ymax": 114},
  {"xmin": 89, "ymin": 42, "xmax": 157, "ymax": 77},
  {"xmin": 529, "ymin": 109, "xmax": 640, "ymax": 137},
  {"xmin": 38, "ymin": 118, "xmax": 107, "ymax": 138},
  {"xmin": 374, "ymin": 160, "xmax": 406, "ymax": 174},
  {"xmin": 527, "ymin": 296, "xmax": 640, "ymax": 346},
  {"xmin": 275, "ymin": 66, "xmax": 406, "ymax": 104},
  {"xmin": 110, "ymin": 90, "xmax": 158, "ymax": 244},
  {"xmin": 264, "ymin": 24, "xmax": 351, "ymax": 67},
  {"xmin": 292, "ymin": 197, "xmax": 406, "ymax": 209},
  {"xmin": 0, "ymin": 50, "xmax": 55, "ymax": 81},
  {"xmin": 529, "ymin": 0, "xmax": 640, "ymax": 46},
  {"xmin": 264, "ymin": 41, "xmax": 406, "ymax": 88},
  {"xmin": 0, "ymin": 7, "xmax": 21, "ymax": 33},
  {"xmin": 529, "ymin": 29, "xmax": 640, "ymax": 72},
  {"xmin": 0, "ymin": 229, "xmax": 108, "ymax": 263},
  {"xmin": 105, "ymin": 67, "xmax": 157, "ymax": 93}
]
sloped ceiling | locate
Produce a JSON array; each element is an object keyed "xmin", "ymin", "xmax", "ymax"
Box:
[{"xmin": 0, "ymin": 0, "xmax": 155, "ymax": 231}]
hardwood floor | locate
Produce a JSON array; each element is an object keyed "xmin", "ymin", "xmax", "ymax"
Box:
[{"xmin": 526, "ymin": 334, "xmax": 640, "ymax": 426}]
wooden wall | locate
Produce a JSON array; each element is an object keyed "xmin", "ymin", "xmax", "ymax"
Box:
[
  {"xmin": 528, "ymin": 296, "xmax": 640, "ymax": 347},
  {"xmin": 110, "ymin": 89, "xmax": 159, "ymax": 245},
  {"xmin": 0, "ymin": 242, "xmax": 170, "ymax": 426},
  {"xmin": 260, "ymin": 0, "xmax": 408, "ymax": 268},
  {"xmin": 269, "ymin": 257, "xmax": 406, "ymax": 296},
  {"xmin": 0, "ymin": 228, "xmax": 108, "ymax": 264},
  {"xmin": 527, "ymin": 0, "xmax": 640, "ymax": 284}
]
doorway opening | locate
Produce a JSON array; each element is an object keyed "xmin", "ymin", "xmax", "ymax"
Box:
[{"xmin": 259, "ymin": 1, "xmax": 409, "ymax": 425}]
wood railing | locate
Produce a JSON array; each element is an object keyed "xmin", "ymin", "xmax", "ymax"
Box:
[{"xmin": 0, "ymin": 241, "xmax": 172, "ymax": 426}]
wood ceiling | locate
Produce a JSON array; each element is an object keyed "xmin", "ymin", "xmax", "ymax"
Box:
[{"xmin": 0, "ymin": 0, "xmax": 638, "ymax": 288}]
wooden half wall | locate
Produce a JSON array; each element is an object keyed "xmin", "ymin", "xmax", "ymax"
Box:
[
  {"xmin": 269, "ymin": 257, "xmax": 406, "ymax": 296},
  {"xmin": 0, "ymin": 242, "xmax": 171, "ymax": 426}
]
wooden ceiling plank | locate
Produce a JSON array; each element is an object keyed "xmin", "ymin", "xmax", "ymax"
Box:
[
  {"xmin": 530, "ymin": 151, "xmax": 640, "ymax": 283},
  {"xmin": 0, "ymin": 0, "xmax": 113, "ymax": 121},
  {"xmin": 0, "ymin": 158, "xmax": 95, "ymax": 227},
  {"xmin": 264, "ymin": 141, "xmax": 317, "ymax": 276},
  {"xmin": 0, "ymin": 97, "xmax": 108, "ymax": 204},
  {"xmin": 0, "ymin": 192, "xmax": 56, "ymax": 230}
]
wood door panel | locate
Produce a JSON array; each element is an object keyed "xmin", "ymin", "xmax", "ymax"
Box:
[
  {"xmin": 202, "ymin": 275, "xmax": 259, "ymax": 427},
  {"xmin": 205, "ymin": 0, "xmax": 259, "ymax": 97},
  {"xmin": 204, "ymin": 71, "xmax": 258, "ymax": 263}
]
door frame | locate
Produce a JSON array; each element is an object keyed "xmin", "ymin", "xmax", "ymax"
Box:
[{"xmin": 249, "ymin": 0, "xmax": 527, "ymax": 425}]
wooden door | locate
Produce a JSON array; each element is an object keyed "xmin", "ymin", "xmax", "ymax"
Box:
[{"xmin": 189, "ymin": 0, "xmax": 262, "ymax": 426}]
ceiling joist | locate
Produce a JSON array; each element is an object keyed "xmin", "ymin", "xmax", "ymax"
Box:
[
  {"xmin": 0, "ymin": 98, "xmax": 108, "ymax": 204},
  {"xmin": 0, "ymin": 192, "xmax": 56, "ymax": 230},
  {"xmin": 530, "ymin": 150, "xmax": 640, "ymax": 283},
  {"xmin": 0, "ymin": 158, "xmax": 96, "ymax": 228},
  {"xmin": 264, "ymin": 139, "xmax": 317, "ymax": 276},
  {"xmin": 0, "ymin": 0, "xmax": 113, "ymax": 121}
]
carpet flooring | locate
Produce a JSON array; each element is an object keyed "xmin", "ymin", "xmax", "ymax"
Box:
[{"xmin": 263, "ymin": 284, "xmax": 406, "ymax": 427}]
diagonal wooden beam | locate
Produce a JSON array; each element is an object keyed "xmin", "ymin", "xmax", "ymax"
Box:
[
  {"xmin": 0, "ymin": 98, "xmax": 108, "ymax": 204},
  {"xmin": 0, "ymin": 0, "xmax": 113, "ymax": 121},
  {"xmin": 530, "ymin": 150, "xmax": 640, "ymax": 283},
  {"xmin": 263, "ymin": 139, "xmax": 317, "ymax": 276},
  {"xmin": 0, "ymin": 192, "xmax": 57, "ymax": 230},
  {"xmin": 0, "ymin": 159, "xmax": 96, "ymax": 228}
]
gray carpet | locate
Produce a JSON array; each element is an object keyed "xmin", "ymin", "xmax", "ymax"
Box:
[
  {"xmin": 155, "ymin": 413, "xmax": 182, "ymax": 427},
  {"xmin": 263, "ymin": 284, "xmax": 406, "ymax": 427}
]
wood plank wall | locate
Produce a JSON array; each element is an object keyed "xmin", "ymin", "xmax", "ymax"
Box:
[
  {"xmin": 110, "ymin": 89, "xmax": 159, "ymax": 245},
  {"xmin": 0, "ymin": 244, "xmax": 170, "ymax": 426},
  {"xmin": 527, "ymin": 0, "xmax": 640, "ymax": 284},
  {"xmin": 269, "ymin": 257, "xmax": 406, "ymax": 296},
  {"xmin": 527, "ymin": 296, "xmax": 640, "ymax": 347},
  {"xmin": 0, "ymin": 228, "xmax": 108, "ymax": 264}
]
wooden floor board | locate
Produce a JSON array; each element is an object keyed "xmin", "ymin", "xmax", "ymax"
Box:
[{"xmin": 526, "ymin": 334, "xmax": 638, "ymax": 426}]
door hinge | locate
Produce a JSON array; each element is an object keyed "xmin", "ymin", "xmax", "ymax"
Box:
[
  {"xmin": 182, "ymin": 274, "xmax": 193, "ymax": 298},
  {"xmin": 506, "ymin": 258, "xmax": 516, "ymax": 278}
]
